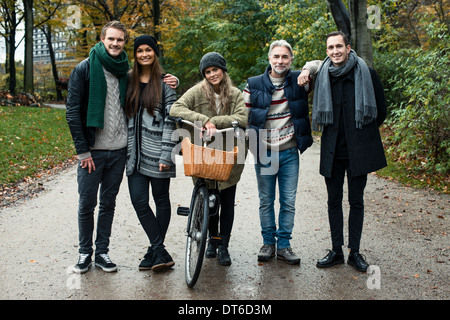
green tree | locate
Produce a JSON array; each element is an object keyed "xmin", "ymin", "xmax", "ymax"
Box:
[
  {"xmin": 0, "ymin": 0, "xmax": 23, "ymax": 95},
  {"xmin": 164, "ymin": 0, "xmax": 273, "ymax": 90},
  {"xmin": 262, "ymin": 0, "xmax": 335, "ymax": 68},
  {"xmin": 374, "ymin": 0, "xmax": 450, "ymax": 189}
]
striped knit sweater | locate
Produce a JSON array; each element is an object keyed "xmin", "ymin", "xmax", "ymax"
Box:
[
  {"xmin": 126, "ymin": 81, "xmax": 177, "ymax": 178},
  {"xmin": 243, "ymin": 74, "xmax": 297, "ymax": 151}
]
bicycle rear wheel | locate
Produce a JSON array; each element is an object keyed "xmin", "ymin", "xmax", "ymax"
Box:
[{"xmin": 185, "ymin": 184, "xmax": 209, "ymax": 288}]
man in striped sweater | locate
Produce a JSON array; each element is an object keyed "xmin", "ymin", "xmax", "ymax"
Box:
[{"xmin": 243, "ymin": 40, "xmax": 313, "ymax": 265}]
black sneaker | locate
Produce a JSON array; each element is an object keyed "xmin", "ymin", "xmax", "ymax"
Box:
[
  {"xmin": 139, "ymin": 247, "xmax": 153, "ymax": 270},
  {"xmin": 73, "ymin": 254, "xmax": 92, "ymax": 274},
  {"xmin": 95, "ymin": 253, "xmax": 118, "ymax": 272}
]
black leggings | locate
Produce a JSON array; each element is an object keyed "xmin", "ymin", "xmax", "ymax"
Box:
[
  {"xmin": 325, "ymin": 159, "xmax": 367, "ymax": 251},
  {"xmin": 128, "ymin": 170, "xmax": 171, "ymax": 249},
  {"xmin": 208, "ymin": 184, "xmax": 237, "ymax": 238}
]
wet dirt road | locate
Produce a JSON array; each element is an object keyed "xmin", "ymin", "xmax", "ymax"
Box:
[{"xmin": 0, "ymin": 142, "xmax": 448, "ymax": 304}]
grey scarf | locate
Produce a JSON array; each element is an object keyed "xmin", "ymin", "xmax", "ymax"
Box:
[{"xmin": 312, "ymin": 50, "xmax": 377, "ymax": 130}]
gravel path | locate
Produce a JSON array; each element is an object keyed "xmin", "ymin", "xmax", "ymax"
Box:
[{"xmin": 0, "ymin": 142, "xmax": 448, "ymax": 302}]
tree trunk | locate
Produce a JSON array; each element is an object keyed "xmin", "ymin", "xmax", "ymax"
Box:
[
  {"xmin": 23, "ymin": 0, "xmax": 34, "ymax": 93},
  {"xmin": 4, "ymin": 36, "xmax": 9, "ymax": 74},
  {"xmin": 42, "ymin": 25, "xmax": 63, "ymax": 101},
  {"xmin": 8, "ymin": 20, "xmax": 16, "ymax": 95},
  {"xmin": 327, "ymin": 0, "xmax": 374, "ymax": 67},
  {"xmin": 327, "ymin": 0, "xmax": 351, "ymax": 41},
  {"xmin": 348, "ymin": 0, "xmax": 373, "ymax": 67}
]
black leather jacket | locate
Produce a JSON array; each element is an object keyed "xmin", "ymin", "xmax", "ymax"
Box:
[{"xmin": 66, "ymin": 58, "xmax": 96, "ymax": 155}]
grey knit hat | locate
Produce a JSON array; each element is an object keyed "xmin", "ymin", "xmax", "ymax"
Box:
[{"xmin": 199, "ymin": 52, "xmax": 227, "ymax": 77}]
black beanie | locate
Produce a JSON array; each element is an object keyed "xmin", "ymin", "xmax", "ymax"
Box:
[
  {"xmin": 134, "ymin": 35, "xmax": 159, "ymax": 56},
  {"xmin": 199, "ymin": 52, "xmax": 227, "ymax": 77}
]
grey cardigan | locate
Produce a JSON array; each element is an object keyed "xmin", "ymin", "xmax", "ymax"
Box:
[{"xmin": 126, "ymin": 81, "xmax": 177, "ymax": 178}]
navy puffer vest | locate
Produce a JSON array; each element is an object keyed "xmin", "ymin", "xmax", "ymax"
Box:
[{"xmin": 247, "ymin": 66, "xmax": 313, "ymax": 153}]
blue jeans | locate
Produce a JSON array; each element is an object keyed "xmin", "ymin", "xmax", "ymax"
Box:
[
  {"xmin": 77, "ymin": 148, "xmax": 127, "ymax": 256},
  {"xmin": 254, "ymin": 147, "xmax": 299, "ymax": 249}
]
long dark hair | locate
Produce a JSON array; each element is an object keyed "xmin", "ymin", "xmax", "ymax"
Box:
[{"xmin": 125, "ymin": 54, "xmax": 164, "ymax": 117}]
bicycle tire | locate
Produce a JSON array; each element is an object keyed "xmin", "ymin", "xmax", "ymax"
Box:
[{"xmin": 185, "ymin": 184, "xmax": 209, "ymax": 288}]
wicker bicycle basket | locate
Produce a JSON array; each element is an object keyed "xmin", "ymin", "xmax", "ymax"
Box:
[{"xmin": 181, "ymin": 137, "xmax": 238, "ymax": 181}]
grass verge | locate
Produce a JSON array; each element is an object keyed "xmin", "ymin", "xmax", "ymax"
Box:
[
  {"xmin": 377, "ymin": 161, "xmax": 448, "ymax": 194},
  {"xmin": 0, "ymin": 106, "xmax": 75, "ymax": 186}
]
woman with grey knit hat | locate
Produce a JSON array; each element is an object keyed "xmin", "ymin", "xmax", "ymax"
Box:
[{"xmin": 170, "ymin": 52, "xmax": 248, "ymax": 266}]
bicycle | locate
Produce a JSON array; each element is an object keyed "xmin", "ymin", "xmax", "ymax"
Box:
[{"xmin": 173, "ymin": 117, "xmax": 243, "ymax": 288}]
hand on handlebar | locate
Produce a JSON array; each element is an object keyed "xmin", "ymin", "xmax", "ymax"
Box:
[{"xmin": 202, "ymin": 121, "xmax": 217, "ymax": 139}]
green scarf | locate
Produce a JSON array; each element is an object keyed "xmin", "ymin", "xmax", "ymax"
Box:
[{"xmin": 87, "ymin": 42, "xmax": 129, "ymax": 128}]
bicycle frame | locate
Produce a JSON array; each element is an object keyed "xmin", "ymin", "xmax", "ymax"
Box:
[{"xmin": 173, "ymin": 117, "xmax": 240, "ymax": 288}]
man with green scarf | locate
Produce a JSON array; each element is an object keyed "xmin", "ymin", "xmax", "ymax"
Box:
[
  {"xmin": 67, "ymin": 21, "xmax": 178, "ymax": 275},
  {"xmin": 67, "ymin": 21, "xmax": 130, "ymax": 274},
  {"xmin": 298, "ymin": 31, "xmax": 387, "ymax": 273}
]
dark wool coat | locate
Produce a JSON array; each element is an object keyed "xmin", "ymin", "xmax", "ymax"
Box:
[{"xmin": 319, "ymin": 68, "xmax": 387, "ymax": 178}]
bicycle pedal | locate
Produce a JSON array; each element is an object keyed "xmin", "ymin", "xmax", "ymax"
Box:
[{"xmin": 177, "ymin": 206, "xmax": 190, "ymax": 216}]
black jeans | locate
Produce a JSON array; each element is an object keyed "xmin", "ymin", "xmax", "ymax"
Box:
[
  {"xmin": 208, "ymin": 184, "xmax": 237, "ymax": 240},
  {"xmin": 127, "ymin": 170, "xmax": 171, "ymax": 250},
  {"xmin": 77, "ymin": 148, "xmax": 127, "ymax": 256},
  {"xmin": 325, "ymin": 159, "xmax": 367, "ymax": 251}
]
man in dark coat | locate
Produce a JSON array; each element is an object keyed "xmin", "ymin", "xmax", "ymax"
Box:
[{"xmin": 299, "ymin": 31, "xmax": 387, "ymax": 272}]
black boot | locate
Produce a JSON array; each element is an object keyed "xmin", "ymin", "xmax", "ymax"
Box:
[
  {"xmin": 206, "ymin": 236, "xmax": 220, "ymax": 258},
  {"xmin": 151, "ymin": 246, "xmax": 174, "ymax": 272},
  {"xmin": 217, "ymin": 235, "xmax": 231, "ymax": 266},
  {"xmin": 139, "ymin": 247, "xmax": 153, "ymax": 270}
]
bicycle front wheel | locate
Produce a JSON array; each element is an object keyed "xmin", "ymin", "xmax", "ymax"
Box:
[{"xmin": 185, "ymin": 184, "xmax": 209, "ymax": 288}]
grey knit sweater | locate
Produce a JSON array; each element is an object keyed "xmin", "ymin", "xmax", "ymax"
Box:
[
  {"xmin": 126, "ymin": 81, "xmax": 177, "ymax": 178},
  {"xmin": 92, "ymin": 67, "xmax": 128, "ymax": 151}
]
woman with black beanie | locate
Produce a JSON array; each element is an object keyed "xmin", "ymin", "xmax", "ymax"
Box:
[{"xmin": 125, "ymin": 35, "xmax": 178, "ymax": 272}]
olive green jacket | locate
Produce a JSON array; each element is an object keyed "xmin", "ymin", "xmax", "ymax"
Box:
[{"xmin": 169, "ymin": 83, "xmax": 248, "ymax": 190}]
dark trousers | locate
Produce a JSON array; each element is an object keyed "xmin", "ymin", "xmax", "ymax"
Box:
[
  {"xmin": 127, "ymin": 170, "xmax": 171, "ymax": 250},
  {"xmin": 77, "ymin": 148, "xmax": 127, "ymax": 256},
  {"xmin": 325, "ymin": 158, "xmax": 367, "ymax": 251},
  {"xmin": 208, "ymin": 184, "xmax": 237, "ymax": 240}
]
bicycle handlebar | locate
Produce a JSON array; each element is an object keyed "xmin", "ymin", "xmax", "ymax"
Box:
[
  {"xmin": 168, "ymin": 116, "xmax": 244, "ymax": 140},
  {"xmin": 169, "ymin": 116, "xmax": 239, "ymax": 133}
]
